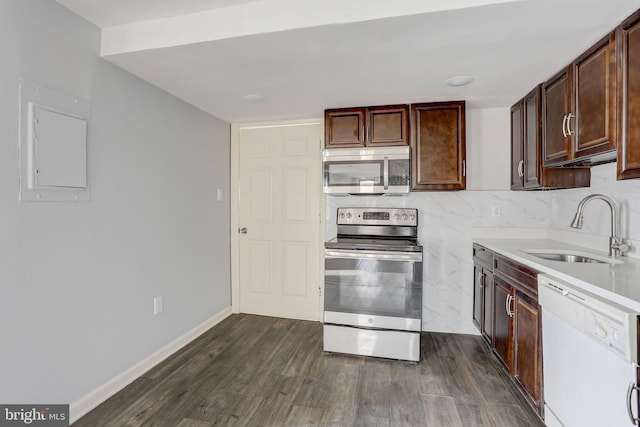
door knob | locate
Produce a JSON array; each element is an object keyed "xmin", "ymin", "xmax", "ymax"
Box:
[{"xmin": 238, "ymin": 227, "xmax": 247, "ymax": 234}]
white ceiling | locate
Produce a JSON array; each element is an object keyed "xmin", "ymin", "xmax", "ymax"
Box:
[{"xmin": 57, "ymin": 0, "xmax": 640, "ymax": 123}]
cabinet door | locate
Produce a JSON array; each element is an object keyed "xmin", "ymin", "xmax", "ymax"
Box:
[
  {"xmin": 410, "ymin": 101, "xmax": 466, "ymax": 191},
  {"xmin": 482, "ymin": 270, "xmax": 494, "ymax": 344},
  {"xmin": 510, "ymin": 100, "xmax": 524, "ymax": 190},
  {"xmin": 573, "ymin": 31, "xmax": 617, "ymax": 159},
  {"xmin": 492, "ymin": 276, "xmax": 513, "ymax": 372},
  {"xmin": 618, "ymin": 10, "xmax": 640, "ymax": 180},
  {"xmin": 366, "ymin": 105, "xmax": 409, "ymax": 146},
  {"xmin": 473, "ymin": 265, "xmax": 483, "ymax": 331},
  {"xmin": 325, "ymin": 108, "xmax": 366, "ymax": 148},
  {"xmin": 543, "ymin": 67, "xmax": 572, "ymax": 166},
  {"xmin": 513, "ymin": 291, "xmax": 542, "ymax": 412},
  {"xmin": 523, "ymin": 86, "xmax": 542, "ymax": 188}
]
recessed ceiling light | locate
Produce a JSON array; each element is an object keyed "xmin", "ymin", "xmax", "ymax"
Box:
[
  {"xmin": 446, "ymin": 76, "xmax": 474, "ymax": 87},
  {"xmin": 244, "ymin": 94, "xmax": 264, "ymax": 103}
]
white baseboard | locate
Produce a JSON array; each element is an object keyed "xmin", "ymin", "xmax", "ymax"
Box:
[{"xmin": 69, "ymin": 306, "xmax": 232, "ymax": 424}]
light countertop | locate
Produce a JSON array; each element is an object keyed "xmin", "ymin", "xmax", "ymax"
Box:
[{"xmin": 474, "ymin": 238, "xmax": 640, "ymax": 312}]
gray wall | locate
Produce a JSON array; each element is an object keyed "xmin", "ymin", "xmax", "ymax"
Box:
[{"xmin": 0, "ymin": 1, "xmax": 231, "ymax": 404}]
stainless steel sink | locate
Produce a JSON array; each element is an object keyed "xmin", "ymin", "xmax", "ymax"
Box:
[
  {"xmin": 522, "ymin": 249, "xmax": 622, "ymax": 265},
  {"xmin": 529, "ymin": 253, "xmax": 605, "ymax": 263}
]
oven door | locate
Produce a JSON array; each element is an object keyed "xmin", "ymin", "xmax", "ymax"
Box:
[{"xmin": 324, "ymin": 249, "xmax": 422, "ymax": 331}]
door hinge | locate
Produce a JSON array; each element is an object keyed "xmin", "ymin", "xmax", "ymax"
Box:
[{"xmin": 318, "ymin": 287, "xmax": 322, "ymax": 297}]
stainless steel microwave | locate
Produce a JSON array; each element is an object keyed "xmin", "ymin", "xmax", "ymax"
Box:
[{"xmin": 322, "ymin": 146, "xmax": 410, "ymax": 195}]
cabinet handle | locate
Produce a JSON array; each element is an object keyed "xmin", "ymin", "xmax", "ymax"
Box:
[
  {"xmin": 362, "ymin": 126, "xmax": 365, "ymax": 141},
  {"xmin": 627, "ymin": 382, "xmax": 639, "ymax": 425},
  {"xmin": 517, "ymin": 160, "xmax": 524, "ymax": 177},
  {"xmin": 562, "ymin": 114, "xmax": 568, "ymax": 138},
  {"xmin": 566, "ymin": 113, "xmax": 575, "ymax": 136},
  {"xmin": 505, "ymin": 294, "xmax": 511, "ymax": 316},
  {"xmin": 505, "ymin": 294, "xmax": 514, "ymax": 317},
  {"xmin": 462, "ymin": 160, "xmax": 466, "ymax": 177},
  {"xmin": 477, "ymin": 271, "xmax": 484, "ymax": 287}
]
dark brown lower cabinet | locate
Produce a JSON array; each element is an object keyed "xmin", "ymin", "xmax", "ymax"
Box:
[
  {"xmin": 492, "ymin": 276, "xmax": 513, "ymax": 372},
  {"xmin": 482, "ymin": 271, "xmax": 494, "ymax": 342},
  {"xmin": 472, "ymin": 246, "xmax": 544, "ymax": 416},
  {"xmin": 473, "ymin": 264, "xmax": 483, "ymax": 330},
  {"xmin": 473, "ymin": 244, "xmax": 494, "ymax": 344},
  {"xmin": 473, "ymin": 264, "xmax": 494, "ymax": 344},
  {"xmin": 492, "ymin": 256, "xmax": 543, "ymax": 417},
  {"xmin": 513, "ymin": 290, "xmax": 543, "ymax": 412}
]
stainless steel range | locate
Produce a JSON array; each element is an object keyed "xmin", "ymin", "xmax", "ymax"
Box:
[{"xmin": 323, "ymin": 207, "xmax": 423, "ymax": 362}]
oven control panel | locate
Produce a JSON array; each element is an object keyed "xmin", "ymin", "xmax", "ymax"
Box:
[{"xmin": 336, "ymin": 208, "xmax": 418, "ymax": 226}]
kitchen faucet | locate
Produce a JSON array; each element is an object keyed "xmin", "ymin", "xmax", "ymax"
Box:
[{"xmin": 569, "ymin": 194, "xmax": 629, "ymax": 257}]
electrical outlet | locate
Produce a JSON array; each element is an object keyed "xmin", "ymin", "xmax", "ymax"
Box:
[
  {"xmin": 154, "ymin": 296, "xmax": 163, "ymax": 315},
  {"xmin": 491, "ymin": 205, "xmax": 501, "ymax": 217}
]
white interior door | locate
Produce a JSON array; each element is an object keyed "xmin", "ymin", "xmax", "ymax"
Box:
[{"xmin": 235, "ymin": 122, "xmax": 322, "ymax": 321}]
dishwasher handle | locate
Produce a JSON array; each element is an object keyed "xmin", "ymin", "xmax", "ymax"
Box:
[{"xmin": 627, "ymin": 382, "xmax": 640, "ymax": 425}]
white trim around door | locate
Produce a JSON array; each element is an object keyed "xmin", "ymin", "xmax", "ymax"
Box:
[{"xmin": 231, "ymin": 119, "xmax": 325, "ymax": 321}]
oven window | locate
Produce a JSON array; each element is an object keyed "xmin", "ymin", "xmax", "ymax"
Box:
[
  {"xmin": 325, "ymin": 161, "xmax": 383, "ymax": 186},
  {"xmin": 324, "ymin": 257, "xmax": 422, "ymax": 319}
]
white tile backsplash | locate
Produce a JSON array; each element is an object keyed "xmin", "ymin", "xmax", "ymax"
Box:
[
  {"xmin": 326, "ymin": 190, "xmax": 553, "ymax": 334},
  {"xmin": 550, "ymin": 163, "xmax": 640, "ymax": 240},
  {"xmin": 325, "ymin": 162, "xmax": 640, "ymax": 334}
]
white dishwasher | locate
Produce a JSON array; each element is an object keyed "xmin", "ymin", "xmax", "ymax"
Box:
[{"xmin": 539, "ymin": 275, "xmax": 640, "ymax": 427}]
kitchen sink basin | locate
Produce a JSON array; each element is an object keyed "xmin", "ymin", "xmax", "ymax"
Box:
[
  {"xmin": 530, "ymin": 253, "xmax": 605, "ymax": 263},
  {"xmin": 522, "ymin": 249, "xmax": 622, "ymax": 265}
]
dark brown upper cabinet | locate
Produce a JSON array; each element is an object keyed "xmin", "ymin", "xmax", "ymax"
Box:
[
  {"xmin": 542, "ymin": 69, "xmax": 571, "ymax": 165},
  {"xmin": 410, "ymin": 101, "xmax": 466, "ymax": 191},
  {"xmin": 618, "ymin": 10, "xmax": 640, "ymax": 180},
  {"xmin": 324, "ymin": 105, "xmax": 409, "ymax": 148},
  {"xmin": 367, "ymin": 105, "xmax": 410, "ymax": 146},
  {"xmin": 324, "ymin": 108, "xmax": 365, "ymax": 147},
  {"xmin": 523, "ymin": 88, "xmax": 545, "ymax": 188},
  {"xmin": 512, "ymin": 86, "xmax": 590, "ymax": 190},
  {"xmin": 510, "ymin": 100, "xmax": 525, "ymax": 189},
  {"xmin": 542, "ymin": 31, "xmax": 617, "ymax": 167}
]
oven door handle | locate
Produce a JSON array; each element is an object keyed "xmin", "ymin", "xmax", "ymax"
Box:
[{"xmin": 325, "ymin": 249, "xmax": 422, "ymax": 262}]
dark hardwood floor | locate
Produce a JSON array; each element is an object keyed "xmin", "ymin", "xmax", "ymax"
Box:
[{"xmin": 75, "ymin": 314, "xmax": 544, "ymax": 426}]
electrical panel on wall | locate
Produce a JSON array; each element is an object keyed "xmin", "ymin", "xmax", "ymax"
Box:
[{"xmin": 18, "ymin": 79, "xmax": 90, "ymax": 202}]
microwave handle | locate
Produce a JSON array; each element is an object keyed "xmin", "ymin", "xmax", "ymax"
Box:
[{"xmin": 383, "ymin": 156, "xmax": 389, "ymax": 190}]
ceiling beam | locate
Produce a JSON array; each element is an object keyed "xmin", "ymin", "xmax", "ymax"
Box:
[{"xmin": 100, "ymin": 0, "xmax": 521, "ymax": 56}]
